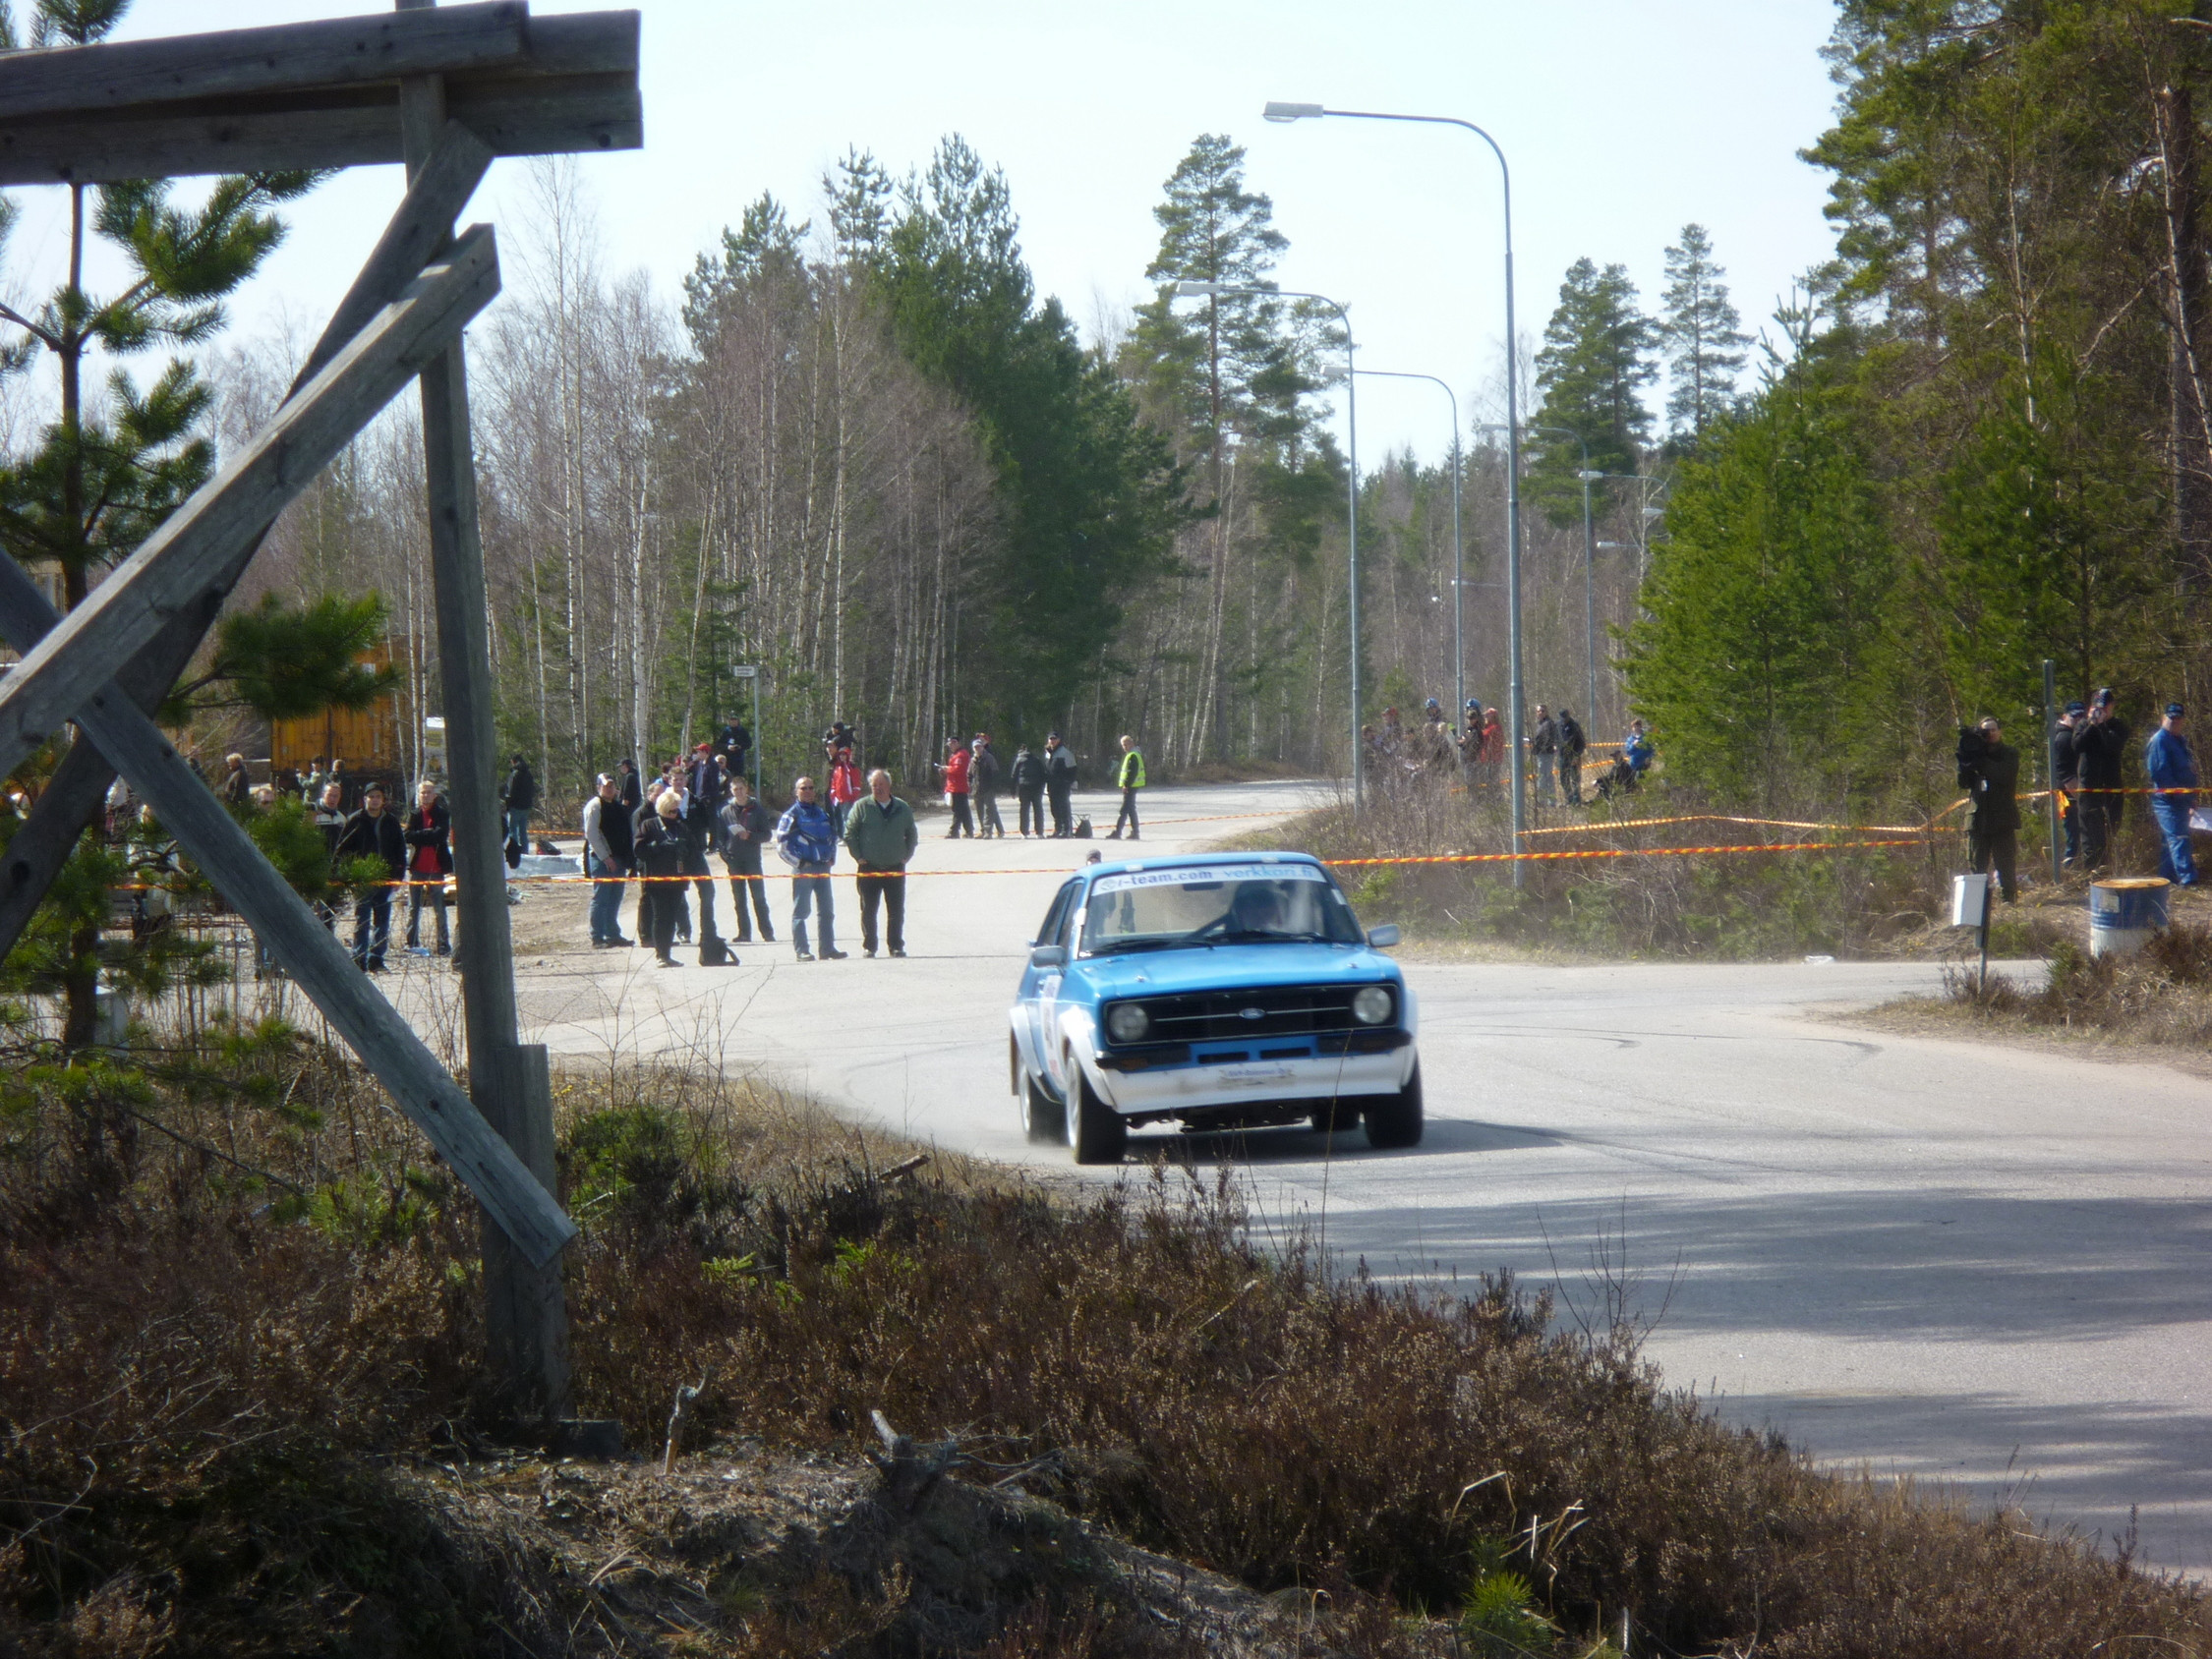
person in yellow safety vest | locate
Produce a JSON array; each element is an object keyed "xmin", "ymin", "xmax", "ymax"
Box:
[{"xmin": 1108, "ymin": 734, "xmax": 1147, "ymax": 840}]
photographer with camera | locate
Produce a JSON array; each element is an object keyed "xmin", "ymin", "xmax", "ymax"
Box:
[{"xmin": 1957, "ymin": 715, "xmax": 2021, "ymax": 904}]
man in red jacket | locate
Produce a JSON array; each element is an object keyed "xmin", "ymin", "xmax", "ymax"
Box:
[{"xmin": 937, "ymin": 737, "xmax": 974, "ymax": 838}]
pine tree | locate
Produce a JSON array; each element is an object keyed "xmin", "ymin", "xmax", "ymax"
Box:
[
  {"xmin": 1659, "ymin": 224, "xmax": 1748, "ymax": 448},
  {"xmin": 877, "ymin": 136, "xmax": 1185, "ymax": 737},
  {"xmin": 1529, "ymin": 258, "xmax": 1658, "ymax": 523},
  {"xmin": 0, "ymin": 0, "xmax": 328, "ymax": 1047}
]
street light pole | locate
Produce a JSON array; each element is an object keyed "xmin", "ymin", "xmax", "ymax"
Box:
[
  {"xmin": 1266, "ymin": 100, "xmax": 1525, "ymax": 879},
  {"xmin": 1357, "ymin": 368, "xmax": 1462, "ymax": 722},
  {"xmin": 1177, "ymin": 278, "xmax": 1362, "ymax": 808}
]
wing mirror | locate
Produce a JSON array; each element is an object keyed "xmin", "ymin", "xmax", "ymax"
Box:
[
  {"xmin": 1366, "ymin": 924, "xmax": 1401, "ymax": 948},
  {"xmin": 1028, "ymin": 944, "xmax": 1068, "ymax": 969}
]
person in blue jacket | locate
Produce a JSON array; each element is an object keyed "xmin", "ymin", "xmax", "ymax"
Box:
[
  {"xmin": 2144, "ymin": 703, "xmax": 2199, "ymax": 887},
  {"xmin": 1624, "ymin": 718, "xmax": 1656, "ymax": 775},
  {"xmin": 775, "ymin": 775, "xmax": 847, "ymax": 960}
]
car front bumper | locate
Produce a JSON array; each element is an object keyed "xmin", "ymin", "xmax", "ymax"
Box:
[{"xmin": 1087, "ymin": 1035, "xmax": 1414, "ymax": 1117}]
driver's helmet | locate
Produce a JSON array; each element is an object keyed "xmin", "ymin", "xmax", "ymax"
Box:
[{"xmin": 1230, "ymin": 882, "xmax": 1287, "ymax": 931}]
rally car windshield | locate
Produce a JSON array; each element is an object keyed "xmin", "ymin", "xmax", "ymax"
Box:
[{"xmin": 1079, "ymin": 864, "xmax": 1363, "ymax": 954}]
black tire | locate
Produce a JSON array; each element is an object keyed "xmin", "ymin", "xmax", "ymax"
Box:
[
  {"xmin": 1020, "ymin": 1069, "xmax": 1067, "ymax": 1144},
  {"xmin": 1310, "ymin": 1100, "xmax": 1362, "ymax": 1136},
  {"xmin": 1066, "ymin": 1063, "xmax": 1127, "ymax": 1165},
  {"xmin": 1363, "ymin": 1063, "xmax": 1425, "ymax": 1150}
]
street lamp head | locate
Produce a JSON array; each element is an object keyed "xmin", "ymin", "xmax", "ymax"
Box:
[
  {"xmin": 1264, "ymin": 101, "xmax": 1324, "ymax": 123},
  {"xmin": 1576, "ymin": 470, "xmax": 1603, "ymax": 482},
  {"xmin": 1595, "ymin": 541, "xmax": 1628, "ymax": 548},
  {"xmin": 1175, "ymin": 279, "xmax": 1222, "ymax": 298}
]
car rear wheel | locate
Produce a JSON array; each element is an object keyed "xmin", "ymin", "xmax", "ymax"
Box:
[
  {"xmin": 1066, "ymin": 1062, "xmax": 1127, "ymax": 1166},
  {"xmin": 1363, "ymin": 1063, "xmax": 1424, "ymax": 1150}
]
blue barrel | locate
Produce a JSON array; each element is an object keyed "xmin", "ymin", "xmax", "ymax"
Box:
[{"xmin": 2089, "ymin": 879, "xmax": 2169, "ymax": 957}]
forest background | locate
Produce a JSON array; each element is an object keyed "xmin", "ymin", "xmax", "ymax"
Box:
[{"xmin": 9, "ymin": 0, "xmax": 2212, "ymax": 821}]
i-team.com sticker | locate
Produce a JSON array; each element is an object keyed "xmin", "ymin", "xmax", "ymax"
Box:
[{"xmin": 1090, "ymin": 863, "xmax": 1328, "ymax": 895}]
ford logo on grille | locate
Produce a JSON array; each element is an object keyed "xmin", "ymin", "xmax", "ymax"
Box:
[{"xmin": 1239, "ymin": 1006, "xmax": 1265, "ymax": 1021}]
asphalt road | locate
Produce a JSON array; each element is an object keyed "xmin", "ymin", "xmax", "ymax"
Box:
[{"xmin": 495, "ymin": 778, "xmax": 2212, "ymax": 1577}]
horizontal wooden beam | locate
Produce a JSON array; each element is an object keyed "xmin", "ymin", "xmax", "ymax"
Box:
[
  {"xmin": 0, "ymin": 554, "xmax": 576, "ymax": 1266},
  {"xmin": 0, "ymin": 227, "xmax": 499, "ymax": 785},
  {"xmin": 0, "ymin": 12, "xmax": 639, "ymax": 186},
  {"xmin": 0, "ymin": 3, "xmax": 527, "ymax": 122},
  {"xmin": 0, "ymin": 123, "xmax": 496, "ymax": 968}
]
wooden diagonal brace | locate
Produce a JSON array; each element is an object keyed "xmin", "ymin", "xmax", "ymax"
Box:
[
  {"xmin": 0, "ymin": 555, "xmax": 575, "ymax": 1265},
  {"xmin": 0, "ymin": 224, "xmax": 498, "ymax": 788},
  {"xmin": 0, "ymin": 122, "xmax": 495, "ymax": 966}
]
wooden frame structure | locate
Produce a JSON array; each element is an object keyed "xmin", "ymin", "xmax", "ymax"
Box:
[{"xmin": 0, "ymin": 1, "xmax": 643, "ymax": 1421}]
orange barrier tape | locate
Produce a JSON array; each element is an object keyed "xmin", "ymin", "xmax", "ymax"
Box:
[
  {"xmin": 1522, "ymin": 812, "xmax": 1933, "ymax": 838},
  {"xmin": 1323, "ymin": 834, "xmax": 1941, "ymax": 870}
]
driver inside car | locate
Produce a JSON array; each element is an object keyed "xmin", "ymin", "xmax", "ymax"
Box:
[{"xmin": 1225, "ymin": 883, "xmax": 1288, "ymax": 936}]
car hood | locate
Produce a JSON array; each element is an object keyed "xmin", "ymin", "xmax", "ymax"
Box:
[{"xmin": 1073, "ymin": 942, "xmax": 1399, "ymax": 997}]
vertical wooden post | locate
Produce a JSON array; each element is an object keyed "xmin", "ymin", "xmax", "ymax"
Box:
[{"xmin": 398, "ymin": 2, "xmax": 571, "ymax": 1422}]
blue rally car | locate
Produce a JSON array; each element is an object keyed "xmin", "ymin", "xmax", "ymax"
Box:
[{"xmin": 1008, "ymin": 851, "xmax": 1421, "ymax": 1163}]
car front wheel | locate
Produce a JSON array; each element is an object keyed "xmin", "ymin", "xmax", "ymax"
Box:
[
  {"xmin": 1363, "ymin": 1063, "xmax": 1424, "ymax": 1150},
  {"xmin": 1066, "ymin": 1061, "xmax": 1127, "ymax": 1165},
  {"xmin": 1020, "ymin": 1066, "xmax": 1067, "ymax": 1144}
]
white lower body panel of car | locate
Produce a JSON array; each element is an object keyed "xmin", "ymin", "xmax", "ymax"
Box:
[{"xmin": 1090, "ymin": 1046, "xmax": 1414, "ymax": 1116}]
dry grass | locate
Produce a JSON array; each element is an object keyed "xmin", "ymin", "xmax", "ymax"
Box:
[
  {"xmin": 2, "ymin": 1028, "xmax": 2208, "ymax": 1656},
  {"xmin": 1231, "ymin": 782, "xmax": 1952, "ymax": 960},
  {"xmin": 1934, "ymin": 922, "xmax": 2212, "ymax": 1046}
]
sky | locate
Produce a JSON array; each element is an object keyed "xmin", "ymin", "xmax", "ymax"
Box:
[{"xmin": 5, "ymin": 0, "xmax": 1846, "ymax": 466}]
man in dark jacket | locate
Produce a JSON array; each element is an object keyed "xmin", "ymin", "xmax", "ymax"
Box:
[
  {"xmin": 402, "ymin": 780, "xmax": 452, "ymax": 955},
  {"xmin": 333, "ymin": 782, "xmax": 407, "ymax": 970},
  {"xmin": 1556, "ymin": 709, "xmax": 1587, "ymax": 804},
  {"xmin": 2051, "ymin": 702, "xmax": 2083, "ymax": 868},
  {"xmin": 1011, "ymin": 744, "xmax": 1046, "ymax": 837},
  {"xmin": 2075, "ymin": 690, "xmax": 2128, "ymax": 871},
  {"xmin": 716, "ymin": 716, "xmax": 751, "ymax": 783},
  {"xmin": 582, "ymin": 773, "xmax": 634, "ymax": 947},
  {"xmin": 719, "ymin": 774, "xmax": 775, "ymax": 943},
  {"xmin": 1530, "ymin": 706, "xmax": 1560, "ymax": 806},
  {"xmin": 1042, "ymin": 732, "xmax": 1078, "ymax": 836},
  {"xmin": 500, "ymin": 754, "xmax": 537, "ymax": 853},
  {"xmin": 681, "ymin": 744, "xmax": 726, "ymax": 950},
  {"xmin": 843, "ymin": 769, "xmax": 920, "ymax": 957},
  {"xmin": 615, "ymin": 758, "xmax": 643, "ymax": 816},
  {"xmin": 970, "ymin": 734, "xmax": 1005, "ymax": 838},
  {"xmin": 1961, "ymin": 716, "xmax": 2022, "ymax": 903}
]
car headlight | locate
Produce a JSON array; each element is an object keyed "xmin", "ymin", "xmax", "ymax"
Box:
[
  {"xmin": 1352, "ymin": 986, "xmax": 1393, "ymax": 1026},
  {"xmin": 1106, "ymin": 1002, "xmax": 1150, "ymax": 1043}
]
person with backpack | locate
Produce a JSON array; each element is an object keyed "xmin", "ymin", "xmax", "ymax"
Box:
[
  {"xmin": 1556, "ymin": 708, "xmax": 1588, "ymax": 804},
  {"xmin": 1012, "ymin": 743, "xmax": 1047, "ymax": 837},
  {"xmin": 1108, "ymin": 734, "xmax": 1146, "ymax": 839}
]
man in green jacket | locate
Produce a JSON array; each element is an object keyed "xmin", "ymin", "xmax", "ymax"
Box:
[
  {"xmin": 843, "ymin": 769, "xmax": 920, "ymax": 958},
  {"xmin": 1108, "ymin": 734, "xmax": 1146, "ymax": 840}
]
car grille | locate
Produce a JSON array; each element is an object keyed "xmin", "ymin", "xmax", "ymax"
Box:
[{"xmin": 1119, "ymin": 984, "xmax": 1377, "ymax": 1046}]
